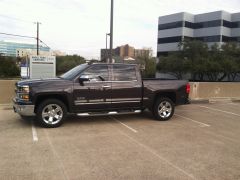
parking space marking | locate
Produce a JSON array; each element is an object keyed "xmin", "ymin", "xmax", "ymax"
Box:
[
  {"xmin": 111, "ymin": 117, "xmax": 138, "ymax": 133},
  {"xmin": 111, "ymin": 125, "xmax": 196, "ymax": 180},
  {"xmin": 198, "ymin": 105, "xmax": 240, "ymax": 117},
  {"xmin": 175, "ymin": 114, "xmax": 210, "ymax": 127},
  {"xmin": 44, "ymin": 129, "xmax": 69, "ymax": 180},
  {"xmin": 228, "ymin": 103, "xmax": 240, "ymax": 106},
  {"xmin": 31, "ymin": 120, "xmax": 38, "ymax": 142}
]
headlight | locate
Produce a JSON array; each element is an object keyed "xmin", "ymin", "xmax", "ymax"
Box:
[
  {"xmin": 18, "ymin": 85, "xmax": 30, "ymax": 93},
  {"xmin": 18, "ymin": 94, "xmax": 29, "ymax": 101},
  {"xmin": 17, "ymin": 85, "xmax": 30, "ymax": 101}
]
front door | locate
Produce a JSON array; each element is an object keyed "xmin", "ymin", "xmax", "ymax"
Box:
[{"xmin": 73, "ymin": 64, "xmax": 111, "ymax": 112}]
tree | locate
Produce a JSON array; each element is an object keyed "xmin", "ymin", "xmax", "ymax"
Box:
[
  {"xmin": 157, "ymin": 40, "xmax": 240, "ymax": 82},
  {"xmin": 56, "ymin": 55, "xmax": 85, "ymax": 75},
  {"xmin": 0, "ymin": 55, "xmax": 20, "ymax": 78},
  {"xmin": 157, "ymin": 52, "xmax": 190, "ymax": 79},
  {"xmin": 136, "ymin": 56, "xmax": 156, "ymax": 78}
]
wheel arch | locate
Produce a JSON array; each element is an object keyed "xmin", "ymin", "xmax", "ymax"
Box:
[{"xmin": 34, "ymin": 93, "xmax": 70, "ymax": 113}]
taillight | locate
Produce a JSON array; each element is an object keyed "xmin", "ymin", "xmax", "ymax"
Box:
[{"xmin": 186, "ymin": 83, "xmax": 190, "ymax": 94}]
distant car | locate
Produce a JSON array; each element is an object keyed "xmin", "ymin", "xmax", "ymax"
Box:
[{"xmin": 13, "ymin": 63, "xmax": 190, "ymax": 128}]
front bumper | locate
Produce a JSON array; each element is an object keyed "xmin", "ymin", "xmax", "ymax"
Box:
[{"xmin": 13, "ymin": 99, "xmax": 35, "ymax": 116}]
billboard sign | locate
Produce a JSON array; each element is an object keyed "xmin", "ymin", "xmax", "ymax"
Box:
[{"xmin": 29, "ymin": 56, "xmax": 56, "ymax": 79}]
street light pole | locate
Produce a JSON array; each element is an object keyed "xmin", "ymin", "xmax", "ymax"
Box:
[
  {"xmin": 109, "ymin": 0, "xmax": 114, "ymax": 63},
  {"xmin": 106, "ymin": 33, "xmax": 110, "ymax": 63}
]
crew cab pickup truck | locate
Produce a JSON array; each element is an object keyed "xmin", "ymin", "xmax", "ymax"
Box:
[{"xmin": 13, "ymin": 63, "xmax": 190, "ymax": 128}]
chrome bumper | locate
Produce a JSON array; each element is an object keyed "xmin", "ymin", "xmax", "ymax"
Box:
[{"xmin": 13, "ymin": 101, "xmax": 35, "ymax": 116}]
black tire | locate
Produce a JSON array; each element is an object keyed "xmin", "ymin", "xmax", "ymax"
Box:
[
  {"xmin": 153, "ymin": 97, "xmax": 175, "ymax": 121},
  {"xmin": 36, "ymin": 99, "xmax": 67, "ymax": 128}
]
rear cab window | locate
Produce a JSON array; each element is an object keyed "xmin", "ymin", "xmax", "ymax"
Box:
[{"xmin": 112, "ymin": 65, "xmax": 137, "ymax": 81}]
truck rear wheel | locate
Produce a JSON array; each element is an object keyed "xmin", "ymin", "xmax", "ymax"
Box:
[
  {"xmin": 36, "ymin": 99, "xmax": 67, "ymax": 128},
  {"xmin": 153, "ymin": 97, "xmax": 174, "ymax": 121}
]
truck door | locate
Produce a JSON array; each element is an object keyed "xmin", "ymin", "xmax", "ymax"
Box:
[
  {"xmin": 73, "ymin": 64, "xmax": 111, "ymax": 112},
  {"xmin": 110, "ymin": 64, "xmax": 142, "ymax": 109}
]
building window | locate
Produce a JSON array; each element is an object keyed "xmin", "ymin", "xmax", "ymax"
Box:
[
  {"xmin": 158, "ymin": 36, "xmax": 183, "ymax": 44},
  {"xmin": 194, "ymin": 20, "xmax": 222, "ymax": 29},
  {"xmin": 195, "ymin": 35, "xmax": 221, "ymax": 42},
  {"xmin": 158, "ymin": 21, "xmax": 183, "ymax": 30},
  {"xmin": 184, "ymin": 21, "xmax": 195, "ymax": 29}
]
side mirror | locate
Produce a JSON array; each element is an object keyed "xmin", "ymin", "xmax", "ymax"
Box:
[{"xmin": 79, "ymin": 75, "xmax": 90, "ymax": 83}]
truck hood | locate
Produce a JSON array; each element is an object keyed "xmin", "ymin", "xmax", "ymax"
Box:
[{"xmin": 16, "ymin": 77, "xmax": 69, "ymax": 86}]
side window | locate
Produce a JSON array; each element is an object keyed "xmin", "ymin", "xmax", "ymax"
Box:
[
  {"xmin": 81, "ymin": 65, "xmax": 109, "ymax": 82},
  {"xmin": 112, "ymin": 65, "xmax": 137, "ymax": 81}
]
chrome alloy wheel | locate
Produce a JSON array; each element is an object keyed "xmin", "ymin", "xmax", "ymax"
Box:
[
  {"xmin": 158, "ymin": 101, "xmax": 172, "ymax": 118},
  {"xmin": 42, "ymin": 104, "xmax": 63, "ymax": 125}
]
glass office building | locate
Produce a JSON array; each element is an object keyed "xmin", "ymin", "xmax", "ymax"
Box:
[
  {"xmin": 0, "ymin": 41, "xmax": 50, "ymax": 57},
  {"xmin": 157, "ymin": 11, "xmax": 240, "ymax": 57}
]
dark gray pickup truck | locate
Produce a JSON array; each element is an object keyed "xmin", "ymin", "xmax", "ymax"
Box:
[{"xmin": 13, "ymin": 63, "xmax": 190, "ymax": 128}]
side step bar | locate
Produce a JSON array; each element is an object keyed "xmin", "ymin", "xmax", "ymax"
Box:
[{"xmin": 77, "ymin": 110, "xmax": 142, "ymax": 117}]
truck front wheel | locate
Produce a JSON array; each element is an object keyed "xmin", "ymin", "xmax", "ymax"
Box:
[
  {"xmin": 153, "ymin": 97, "xmax": 174, "ymax": 121},
  {"xmin": 36, "ymin": 99, "xmax": 67, "ymax": 128}
]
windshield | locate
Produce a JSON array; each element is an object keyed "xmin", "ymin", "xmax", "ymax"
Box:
[{"xmin": 60, "ymin": 64, "xmax": 89, "ymax": 80}]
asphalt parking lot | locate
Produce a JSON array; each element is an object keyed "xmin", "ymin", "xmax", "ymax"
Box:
[{"xmin": 0, "ymin": 102, "xmax": 240, "ymax": 180}]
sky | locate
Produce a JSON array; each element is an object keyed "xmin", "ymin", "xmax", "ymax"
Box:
[{"xmin": 0, "ymin": 0, "xmax": 239, "ymax": 59}]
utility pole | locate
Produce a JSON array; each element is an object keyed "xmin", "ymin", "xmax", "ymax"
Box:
[
  {"xmin": 109, "ymin": 0, "xmax": 114, "ymax": 63},
  {"xmin": 35, "ymin": 22, "xmax": 41, "ymax": 56}
]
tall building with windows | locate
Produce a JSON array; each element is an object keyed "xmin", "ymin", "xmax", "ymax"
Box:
[
  {"xmin": 0, "ymin": 40, "xmax": 50, "ymax": 57},
  {"xmin": 100, "ymin": 44, "xmax": 151, "ymax": 61},
  {"xmin": 157, "ymin": 11, "xmax": 240, "ymax": 57}
]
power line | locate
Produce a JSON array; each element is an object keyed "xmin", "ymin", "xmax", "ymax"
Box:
[
  {"xmin": 0, "ymin": 32, "xmax": 51, "ymax": 49},
  {"xmin": 39, "ymin": 39, "xmax": 51, "ymax": 49},
  {"xmin": 0, "ymin": 14, "xmax": 34, "ymax": 24},
  {"xmin": 0, "ymin": 32, "xmax": 35, "ymax": 39}
]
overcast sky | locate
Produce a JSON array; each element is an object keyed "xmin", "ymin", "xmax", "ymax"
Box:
[{"xmin": 0, "ymin": 0, "xmax": 239, "ymax": 59}]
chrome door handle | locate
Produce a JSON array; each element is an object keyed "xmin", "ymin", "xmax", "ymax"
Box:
[
  {"xmin": 102, "ymin": 85, "xmax": 111, "ymax": 89},
  {"xmin": 134, "ymin": 85, "xmax": 141, "ymax": 87}
]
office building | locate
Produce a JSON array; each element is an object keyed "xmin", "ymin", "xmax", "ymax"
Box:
[
  {"xmin": 157, "ymin": 11, "xmax": 240, "ymax": 57},
  {"xmin": 0, "ymin": 40, "xmax": 50, "ymax": 57}
]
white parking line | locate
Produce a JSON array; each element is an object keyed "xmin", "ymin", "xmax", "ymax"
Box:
[
  {"xmin": 228, "ymin": 103, "xmax": 240, "ymax": 106},
  {"xmin": 111, "ymin": 117, "xmax": 138, "ymax": 133},
  {"xmin": 112, "ymin": 126, "xmax": 196, "ymax": 180},
  {"xmin": 44, "ymin": 130, "xmax": 69, "ymax": 180},
  {"xmin": 198, "ymin": 105, "xmax": 240, "ymax": 117},
  {"xmin": 31, "ymin": 120, "xmax": 38, "ymax": 142},
  {"xmin": 175, "ymin": 114, "xmax": 210, "ymax": 127}
]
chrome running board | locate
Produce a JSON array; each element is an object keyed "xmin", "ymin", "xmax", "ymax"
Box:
[{"xmin": 77, "ymin": 110, "xmax": 141, "ymax": 117}]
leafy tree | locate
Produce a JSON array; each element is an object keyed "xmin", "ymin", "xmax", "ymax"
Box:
[
  {"xmin": 136, "ymin": 56, "xmax": 156, "ymax": 78},
  {"xmin": 157, "ymin": 52, "xmax": 190, "ymax": 79},
  {"xmin": 157, "ymin": 40, "xmax": 240, "ymax": 81},
  {"xmin": 56, "ymin": 55, "xmax": 85, "ymax": 75},
  {"xmin": 0, "ymin": 55, "xmax": 20, "ymax": 77}
]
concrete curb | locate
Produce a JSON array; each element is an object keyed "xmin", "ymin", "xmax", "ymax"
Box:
[{"xmin": 190, "ymin": 98, "xmax": 240, "ymax": 104}]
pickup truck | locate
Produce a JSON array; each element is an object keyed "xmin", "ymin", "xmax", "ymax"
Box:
[{"xmin": 13, "ymin": 63, "xmax": 190, "ymax": 128}]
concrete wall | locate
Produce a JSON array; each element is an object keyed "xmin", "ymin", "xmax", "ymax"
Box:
[
  {"xmin": 190, "ymin": 82, "xmax": 240, "ymax": 100},
  {"xmin": 0, "ymin": 80, "xmax": 240, "ymax": 104},
  {"xmin": 0, "ymin": 80, "xmax": 18, "ymax": 104}
]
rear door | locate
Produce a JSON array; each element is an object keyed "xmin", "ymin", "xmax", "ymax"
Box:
[{"xmin": 110, "ymin": 64, "xmax": 142, "ymax": 109}]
